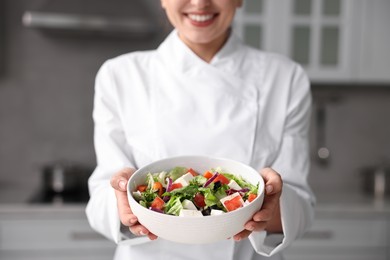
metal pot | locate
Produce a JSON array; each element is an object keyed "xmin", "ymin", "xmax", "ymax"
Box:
[
  {"xmin": 360, "ymin": 166, "xmax": 390, "ymax": 198},
  {"xmin": 41, "ymin": 162, "xmax": 92, "ymax": 194}
]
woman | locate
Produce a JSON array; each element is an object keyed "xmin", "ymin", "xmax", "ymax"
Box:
[{"xmin": 86, "ymin": 0, "xmax": 315, "ymax": 259}]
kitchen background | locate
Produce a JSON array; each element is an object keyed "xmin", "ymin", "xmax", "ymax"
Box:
[{"xmin": 0, "ymin": 0, "xmax": 389, "ymax": 260}]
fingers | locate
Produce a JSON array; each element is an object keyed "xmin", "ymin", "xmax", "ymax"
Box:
[
  {"xmin": 111, "ymin": 168, "xmax": 138, "ymax": 226},
  {"xmin": 117, "ymin": 190, "xmax": 157, "ymax": 240},
  {"xmin": 252, "ymin": 192, "xmax": 280, "ymax": 222},
  {"xmin": 233, "ymin": 230, "xmax": 252, "ymax": 241},
  {"xmin": 111, "ymin": 167, "xmax": 158, "ymax": 241},
  {"xmin": 114, "ymin": 188, "xmax": 137, "ymax": 226},
  {"xmin": 110, "ymin": 167, "xmax": 136, "ymax": 191},
  {"xmin": 129, "ymin": 224, "xmax": 158, "ymax": 240},
  {"xmin": 244, "ymin": 220, "xmax": 267, "ymax": 232},
  {"xmin": 233, "ymin": 168, "xmax": 283, "ymax": 241}
]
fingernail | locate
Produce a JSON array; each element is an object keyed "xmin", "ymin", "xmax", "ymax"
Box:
[
  {"xmin": 119, "ymin": 180, "xmax": 126, "ymax": 190},
  {"xmin": 266, "ymin": 185, "xmax": 273, "ymax": 194},
  {"xmin": 129, "ymin": 218, "xmax": 137, "ymax": 224},
  {"xmin": 140, "ymin": 230, "xmax": 147, "ymax": 236}
]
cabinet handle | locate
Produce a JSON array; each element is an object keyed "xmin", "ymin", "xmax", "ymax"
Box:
[
  {"xmin": 70, "ymin": 231, "xmax": 107, "ymax": 241},
  {"xmin": 301, "ymin": 230, "xmax": 334, "ymax": 240}
]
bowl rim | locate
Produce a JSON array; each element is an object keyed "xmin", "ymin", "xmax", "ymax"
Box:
[{"xmin": 127, "ymin": 155, "xmax": 265, "ymax": 219}]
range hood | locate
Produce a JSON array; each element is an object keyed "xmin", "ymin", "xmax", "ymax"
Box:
[{"xmin": 22, "ymin": 0, "xmax": 159, "ymax": 38}]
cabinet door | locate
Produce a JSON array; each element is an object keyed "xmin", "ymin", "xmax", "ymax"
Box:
[
  {"xmin": 0, "ymin": 0, "xmax": 5, "ymax": 76},
  {"xmin": 283, "ymin": 218, "xmax": 388, "ymax": 260},
  {"xmin": 234, "ymin": 0, "xmax": 266, "ymax": 50},
  {"xmin": 235, "ymin": 0, "xmax": 357, "ymax": 82},
  {"xmin": 287, "ymin": 0, "xmax": 357, "ymax": 82},
  {"xmin": 356, "ymin": 0, "xmax": 390, "ymax": 82}
]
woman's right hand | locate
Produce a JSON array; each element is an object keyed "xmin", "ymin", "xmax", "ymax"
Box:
[{"xmin": 110, "ymin": 167, "xmax": 158, "ymax": 240}]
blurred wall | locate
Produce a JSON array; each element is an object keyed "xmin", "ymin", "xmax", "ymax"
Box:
[
  {"xmin": 309, "ymin": 87, "xmax": 390, "ymax": 200},
  {"xmin": 0, "ymin": 0, "xmax": 168, "ymax": 200},
  {"xmin": 0, "ymin": 0, "xmax": 389, "ymax": 202}
]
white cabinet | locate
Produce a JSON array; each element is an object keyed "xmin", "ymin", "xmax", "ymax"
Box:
[
  {"xmin": 0, "ymin": 206, "xmax": 116, "ymax": 260},
  {"xmin": 355, "ymin": 0, "xmax": 390, "ymax": 82},
  {"xmin": 283, "ymin": 217, "xmax": 389, "ymax": 260},
  {"xmin": 234, "ymin": 0, "xmax": 390, "ymax": 83}
]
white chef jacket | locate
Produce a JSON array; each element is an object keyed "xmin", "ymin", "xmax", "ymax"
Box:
[{"xmin": 86, "ymin": 29, "xmax": 315, "ymax": 260}]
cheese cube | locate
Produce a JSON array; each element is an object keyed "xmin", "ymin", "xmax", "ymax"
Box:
[
  {"xmin": 179, "ymin": 209, "xmax": 203, "ymax": 217},
  {"xmin": 228, "ymin": 179, "xmax": 242, "ymax": 190},
  {"xmin": 210, "ymin": 209, "xmax": 225, "ymax": 216},
  {"xmin": 182, "ymin": 199, "xmax": 198, "ymax": 210},
  {"xmin": 132, "ymin": 191, "xmax": 142, "ymax": 201},
  {"xmin": 220, "ymin": 192, "xmax": 245, "ymax": 211},
  {"xmin": 173, "ymin": 172, "xmax": 194, "ymax": 187}
]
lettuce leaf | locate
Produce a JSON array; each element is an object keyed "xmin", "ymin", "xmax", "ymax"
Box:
[
  {"xmin": 198, "ymin": 187, "xmax": 218, "ymax": 207},
  {"xmin": 163, "ymin": 184, "xmax": 199, "ymax": 199},
  {"xmin": 190, "ymin": 175, "xmax": 207, "ymax": 186},
  {"xmin": 140, "ymin": 189, "xmax": 157, "ymax": 208},
  {"xmin": 146, "ymin": 173, "xmax": 155, "ymax": 190},
  {"xmin": 223, "ymin": 173, "xmax": 257, "ymax": 191},
  {"xmin": 165, "ymin": 196, "xmax": 183, "ymax": 216},
  {"xmin": 167, "ymin": 167, "xmax": 188, "ymax": 181}
]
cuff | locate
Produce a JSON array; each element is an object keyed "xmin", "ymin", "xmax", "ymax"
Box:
[{"xmin": 249, "ymin": 184, "xmax": 311, "ymax": 256}]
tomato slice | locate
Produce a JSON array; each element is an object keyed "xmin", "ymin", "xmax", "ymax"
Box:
[
  {"xmin": 193, "ymin": 192, "xmax": 206, "ymax": 208},
  {"xmin": 247, "ymin": 193, "xmax": 257, "ymax": 202},
  {"xmin": 223, "ymin": 195, "xmax": 244, "ymax": 212},
  {"xmin": 213, "ymin": 174, "xmax": 230, "ymax": 185},
  {"xmin": 136, "ymin": 185, "xmax": 147, "ymax": 192},
  {"xmin": 170, "ymin": 183, "xmax": 183, "ymax": 190},
  {"xmin": 187, "ymin": 168, "xmax": 198, "ymax": 176},
  {"xmin": 150, "ymin": 196, "xmax": 165, "ymax": 210}
]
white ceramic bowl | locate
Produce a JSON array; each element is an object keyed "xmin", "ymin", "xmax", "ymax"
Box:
[{"xmin": 127, "ymin": 155, "xmax": 264, "ymax": 244}]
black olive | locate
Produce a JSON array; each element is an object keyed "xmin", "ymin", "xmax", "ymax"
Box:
[
  {"xmin": 210, "ymin": 205, "xmax": 220, "ymax": 210},
  {"xmin": 213, "ymin": 181, "xmax": 221, "ymax": 191},
  {"xmin": 201, "ymin": 207, "xmax": 211, "ymax": 216}
]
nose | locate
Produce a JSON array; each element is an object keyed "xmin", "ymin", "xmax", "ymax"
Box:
[{"xmin": 190, "ymin": 0, "xmax": 211, "ymax": 8}]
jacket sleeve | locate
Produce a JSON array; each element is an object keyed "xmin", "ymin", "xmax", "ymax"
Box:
[
  {"xmin": 248, "ymin": 64, "xmax": 316, "ymax": 256},
  {"xmin": 85, "ymin": 61, "xmax": 136, "ymax": 243}
]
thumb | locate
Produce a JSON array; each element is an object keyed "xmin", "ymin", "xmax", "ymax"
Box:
[
  {"xmin": 110, "ymin": 167, "xmax": 136, "ymax": 192},
  {"xmin": 265, "ymin": 184, "xmax": 274, "ymax": 195},
  {"xmin": 260, "ymin": 168, "xmax": 282, "ymax": 195}
]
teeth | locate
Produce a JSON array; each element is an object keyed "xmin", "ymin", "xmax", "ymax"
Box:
[{"xmin": 188, "ymin": 14, "xmax": 214, "ymax": 22}]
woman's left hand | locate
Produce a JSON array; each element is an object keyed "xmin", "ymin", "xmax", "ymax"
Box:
[{"xmin": 233, "ymin": 167, "xmax": 283, "ymax": 241}]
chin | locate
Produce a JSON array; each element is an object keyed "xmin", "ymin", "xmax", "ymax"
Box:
[{"xmin": 185, "ymin": 32, "xmax": 220, "ymax": 45}]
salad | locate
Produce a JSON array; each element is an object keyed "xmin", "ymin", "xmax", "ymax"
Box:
[{"xmin": 132, "ymin": 166, "xmax": 259, "ymax": 217}]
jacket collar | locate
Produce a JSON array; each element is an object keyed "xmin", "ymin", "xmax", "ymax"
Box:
[{"xmin": 157, "ymin": 29, "xmax": 243, "ymax": 74}]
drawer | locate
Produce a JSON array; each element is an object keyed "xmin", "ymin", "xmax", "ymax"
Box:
[
  {"xmin": 0, "ymin": 250, "xmax": 115, "ymax": 260},
  {"xmin": 0, "ymin": 218, "xmax": 115, "ymax": 251},
  {"xmin": 284, "ymin": 253, "xmax": 387, "ymax": 260}
]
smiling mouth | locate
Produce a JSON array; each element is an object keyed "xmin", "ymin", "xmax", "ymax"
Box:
[{"xmin": 188, "ymin": 14, "xmax": 215, "ymax": 22}]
